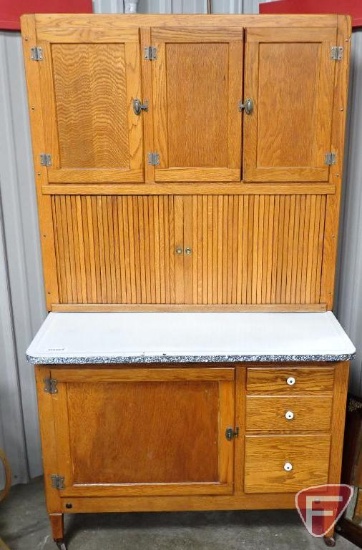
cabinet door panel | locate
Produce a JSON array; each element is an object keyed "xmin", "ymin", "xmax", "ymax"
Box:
[
  {"xmin": 38, "ymin": 28, "xmax": 144, "ymax": 183},
  {"xmin": 244, "ymin": 28, "xmax": 336, "ymax": 182},
  {"xmin": 152, "ymin": 27, "xmax": 243, "ymax": 182},
  {"xmin": 52, "ymin": 195, "xmax": 182, "ymax": 304},
  {"xmin": 50, "ymin": 367, "xmax": 235, "ymax": 496},
  {"xmin": 183, "ymin": 194, "xmax": 327, "ymax": 306}
]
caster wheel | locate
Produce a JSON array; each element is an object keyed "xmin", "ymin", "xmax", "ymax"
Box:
[
  {"xmin": 55, "ymin": 541, "xmax": 67, "ymax": 550},
  {"xmin": 324, "ymin": 536, "xmax": 336, "ymax": 547}
]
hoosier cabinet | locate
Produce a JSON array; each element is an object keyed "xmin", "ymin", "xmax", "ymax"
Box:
[{"xmin": 21, "ymin": 13, "xmax": 355, "ymax": 549}]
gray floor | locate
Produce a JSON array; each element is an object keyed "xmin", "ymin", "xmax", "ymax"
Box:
[{"xmin": 0, "ymin": 477, "xmax": 359, "ymax": 550}]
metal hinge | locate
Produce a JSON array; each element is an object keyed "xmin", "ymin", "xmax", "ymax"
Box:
[
  {"xmin": 148, "ymin": 152, "xmax": 160, "ymax": 165},
  {"xmin": 31, "ymin": 47, "xmax": 43, "ymax": 61},
  {"xmin": 225, "ymin": 427, "xmax": 239, "ymax": 441},
  {"xmin": 144, "ymin": 46, "xmax": 157, "ymax": 60},
  {"xmin": 40, "ymin": 153, "xmax": 52, "ymax": 167},
  {"xmin": 44, "ymin": 377, "xmax": 58, "ymax": 394},
  {"xmin": 331, "ymin": 46, "xmax": 343, "ymax": 61},
  {"xmin": 51, "ymin": 474, "xmax": 65, "ymax": 490},
  {"xmin": 325, "ymin": 152, "xmax": 337, "ymax": 166}
]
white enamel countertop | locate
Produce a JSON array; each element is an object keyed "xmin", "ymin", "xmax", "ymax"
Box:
[{"xmin": 26, "ymin": 312, "xmax": 355, "ymax": 364}]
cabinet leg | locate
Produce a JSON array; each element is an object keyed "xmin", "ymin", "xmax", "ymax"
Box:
[
  {"xmin": 50, "ymin": 513, "xmax": 66, "ymax": 549},
  {"xmin": 323, "ymin": 527, "xmax": 336, "ymax": 547}
]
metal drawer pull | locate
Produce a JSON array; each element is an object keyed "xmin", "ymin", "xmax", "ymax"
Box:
[
  {"xmin": 185, "ymin": 247, "xmax": 192, "ymax": 255},
  {"xmin": 285, "ymin": 411, "xmax": 294, "ymax": 420},
  {"xmin": 286, "ymin": 376, "xmax": 296, "ymax": 386},
  {"xmin": 284, "ymin": 462, "xmax": 293, "ymax": 472},
  {"xmin": 175, "ymin": 247, "xmax": 183, "ymax": 255}
]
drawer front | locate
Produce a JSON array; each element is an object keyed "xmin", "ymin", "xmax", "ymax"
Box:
[
  {"xmin": 246, "ymin": 395, "xmax": 333, "ymax": 432},
  {"xmin": 247, "ymin": 367, "xmax": 334, "ymax": 394},
  {"xmin": 244, "ymin": 435, "xmax": 330, "ymax": 493}
]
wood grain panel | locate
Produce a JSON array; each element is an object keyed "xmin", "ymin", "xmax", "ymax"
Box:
[
  {"xmin": 244, "ymin": 435, "xmax": 331, "ymax": 493},
  {"xmin": 246, "ymin": 395, "xmax": 333, "ymax": 432},
  {"xmin": 152, "ymin": 28, "xmax": 243, "ymax": 182},
  {"xmin": 51, "ymin": 368, "xmax": 235, "ymax": 496},
  {"xmin": 38, "ymin": 37, "xmax": 143, "ymax": 184},
  {"xmin": 185, "ymin": 194, "xmax": 327, "ymax": 306},
  {"xmin": 247, "ymin": 366, "xmax": 335, "ymax": 394},
  {"xmin": 244, "ymin": 27, "xmax": 336, "ymax": 182},
  {"xmin": 52, "ymin": 44, "xmax": 128, "ymax": 169},
  {"xmin": 52, "ymin": 196, "xmax": 178, "ymax": 304}
]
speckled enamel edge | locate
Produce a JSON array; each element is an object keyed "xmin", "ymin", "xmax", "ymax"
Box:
[{"xmin": 26, "ymin": 353, "xmax": 356, "ymax": 365}]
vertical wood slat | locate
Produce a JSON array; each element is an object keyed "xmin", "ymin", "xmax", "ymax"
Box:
[{"xmin": 51, "ymin": 194, "xmax": 328, "ymax": 306}]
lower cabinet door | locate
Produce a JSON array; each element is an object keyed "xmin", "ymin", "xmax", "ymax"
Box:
[
  {"xmin": 50, "ymin": 366, "xmax": 235, "ymax": 497},
  {"xmin": 244, "ymin": 435, "xmax": 331, "ymax": 493}
]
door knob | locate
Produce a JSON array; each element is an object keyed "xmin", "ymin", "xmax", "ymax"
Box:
[
  {"xmin": 133, "ymin": 98, "xmax": 148, "ymax": 115},
  {"xmin": 238, "ymin": 98, "xmax": 254, "ymax": 115},
  {"xmin": 185, "ymin": 247, "xmax": 192, "ymax": 255},
  {"xmin": 175, "ymin": 247, "xmax": 183, "ymax": 255}
]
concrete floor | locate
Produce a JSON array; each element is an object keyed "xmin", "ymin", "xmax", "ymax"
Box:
[{"xmin": 0, "ymin": 478, "xmax": 359, "ymax": 550}]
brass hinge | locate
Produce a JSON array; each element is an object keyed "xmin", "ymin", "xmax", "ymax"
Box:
[
  {"xmin": 144, "ymin": 46, "xmax": 157, "ymax": 60},
  {"xmin": 148, "ymin": 152, "xmax": 160, "ymax": 166},
  {"xmin": 225, "ymin": 427, "xmax": 239, "ymax": 441},
  {"xmin": 325, "ymin": 152, "xmax": 337, "ymax": 166},
  {"xmin": 331, "ymin": 46, "xmax": 343, "ymax": 61},
  {"xmin": 44, "ymin": 377, "xmax": 58, "ymax": 394},
  {"xmin": 50, "ymin": 474, "xmax": 65, "ymax": 490},
  {"xmin": 40, "ymin": 153, "xmax": 52, "ymax": 167},
  {"xmin": 31, "ymin": 47, "xmax": 43, "ymax": 61}
]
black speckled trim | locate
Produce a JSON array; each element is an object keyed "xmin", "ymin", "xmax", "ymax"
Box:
[{"xmin": 26, "ymin": 353, "xmax": 356, "ymax": 365}]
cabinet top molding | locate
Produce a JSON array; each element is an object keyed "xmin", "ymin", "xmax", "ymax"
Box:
[{"xmin": 20, "ymin": 13, "xmax": 350, "ymax": 30}]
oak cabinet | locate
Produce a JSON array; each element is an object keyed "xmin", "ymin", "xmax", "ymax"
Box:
[
  {"xmin": 22, "ymin": 14, "xmax": 350, "ymax": 312},
  {"xmin": 27, "ymin": 17, "xmax": 344, "ymax": 187},
  {"xmin": 34, "ymin": 360, "xmax": 349, "ymax": 545}
]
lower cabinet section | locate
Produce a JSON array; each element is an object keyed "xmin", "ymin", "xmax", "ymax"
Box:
[{"xmin": 35, "ymin": 361, "xmax": 349, "ymax": 544}]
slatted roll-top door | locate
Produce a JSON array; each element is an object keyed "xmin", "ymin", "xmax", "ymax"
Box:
[
  {"xmin": 243, "ymin": 27, "xmax": 337, "ymax": 183},
  {"xmin": 36, "ymin": 26, "xmax": 144, "ymax": 184},
  {"xmin": 151, "ymin": 27, "xmax": 243, "ymax": 182}
]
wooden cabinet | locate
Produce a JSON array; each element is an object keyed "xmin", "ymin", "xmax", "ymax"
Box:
[
  {"xmin": 22, "ymin": 12, "xmax": 353, "ymax": 549},
  {"xmin": 21, "ymin": 14, "xmax": 351, "ymax": 312},
  {"xmin": 34, "ymin": 360, "xmax": 349, "ymax": 545}
]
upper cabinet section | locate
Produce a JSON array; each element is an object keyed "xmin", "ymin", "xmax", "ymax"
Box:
[
  {"xmin": 22, "ymin": 15, "xmax": 349, "ymax": 187},
  {"xmin": 36, "ymin": 25, "xmax": 144, "ymax": 183},
  {"xmin": 151, "ymin": 27, "xmax": 243, "ymax": 182},
  {"xmin": 243, "ymin": 28, "xmax": 337, "ymax": 183}
]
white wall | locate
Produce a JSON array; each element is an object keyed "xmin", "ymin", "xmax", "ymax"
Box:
[{"xmin": 0, "ymin": 1, "xmax": 360, "ymax": 486}]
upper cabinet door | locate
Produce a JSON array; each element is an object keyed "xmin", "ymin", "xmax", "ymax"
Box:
[
  {"xmin": 151, "ymin": 27, "xmax": 243, "ymax": 182},
  {"xmin": 243, "ymin": 28, "xmax": 337, "ymax": 183},
  {"xmin": 36, "ymin": 26, "xmax": 144, "ymax": 184}
]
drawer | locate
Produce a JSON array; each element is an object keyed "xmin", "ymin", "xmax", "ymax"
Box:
[
  {"xmin": 244, "ymin": 435, "xmax": 330, "ymax": 493},
  {"xmin": 246, "ymin": 395, "xmax": 333, "ymax": 432},
  {"xmin": 247, "ymin": 367, "xmax": 334, "ymax": 394}
]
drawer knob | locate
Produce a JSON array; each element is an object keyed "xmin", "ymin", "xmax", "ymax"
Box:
[
  {"xmin": 286, "ymin": 376, "xmax": 296, "ymax": 386},
  {"xmin": 285, "ymin": 411, "xmax": 294, "ymax": 420},
  {"xmin": 284, "ymin": 462, "xmax": 293, "ymax": 472}
]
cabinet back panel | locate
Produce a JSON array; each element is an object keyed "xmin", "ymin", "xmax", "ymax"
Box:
[{"xmin": 51, "ymin": 194, "xmax": 327, "ymax": 306}]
